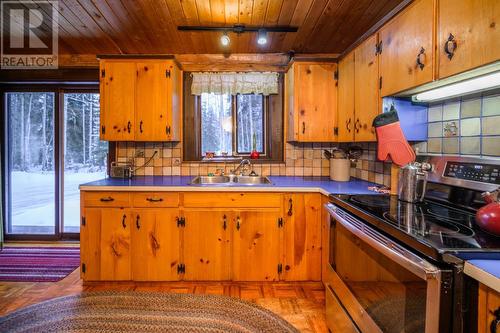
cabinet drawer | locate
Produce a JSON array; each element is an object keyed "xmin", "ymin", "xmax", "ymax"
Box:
[
  {"xmin": 183, "ymin": 193, "xmax": 281, "ymax": 208},
  {"xmin": 83, "ymin": 192, "xmax": 130, "ymax": 207},
  {"xmin": 132, "ymin": 192, "xmax": 179, "ymax": 207}
]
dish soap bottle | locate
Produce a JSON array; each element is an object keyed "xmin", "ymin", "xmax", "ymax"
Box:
[{"xmin": 250, "ymin": 133, "xmax": 259, "ymax": 159}]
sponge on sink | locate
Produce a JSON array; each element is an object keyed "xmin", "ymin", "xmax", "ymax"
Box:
[{"xmin": 372, "ymin": 110, "xmax": 416, "ymax": 167}]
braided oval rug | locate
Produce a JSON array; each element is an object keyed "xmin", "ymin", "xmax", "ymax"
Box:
[{"xmin": 0, "ymin": 291, "xmax": 299, "ymax": 333}]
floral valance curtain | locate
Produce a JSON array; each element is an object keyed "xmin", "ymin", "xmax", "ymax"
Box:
[{"xmin": 191, "ymin": 72, "xmax": 279, "ymax": 96}]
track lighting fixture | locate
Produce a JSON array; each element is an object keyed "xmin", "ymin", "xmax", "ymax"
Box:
[
  {"xmin": 257, "ymin": 29, "xmax": 267, "ymax": 45},
  {"xmin": 220, "ymin": 32, "xmax": 230, "ymax": 46}
]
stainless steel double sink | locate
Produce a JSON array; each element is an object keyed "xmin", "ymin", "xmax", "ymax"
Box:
[{"xmin": 190, "ymin": 175, "xmax": 272, "ymax": 186}]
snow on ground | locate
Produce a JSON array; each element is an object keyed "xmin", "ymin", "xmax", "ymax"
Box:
[{"xmin": 10, "ymin": 171, "xmax": 105, "ymax": 231}]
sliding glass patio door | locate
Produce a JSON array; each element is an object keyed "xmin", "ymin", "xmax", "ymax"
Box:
[
  {"xmin": 5, "ymin": 92, "xmax": 56, "ymax": 235},
  {"xmin": 3, "ymin": 89, "xmax": 105, "ymax": 239}
]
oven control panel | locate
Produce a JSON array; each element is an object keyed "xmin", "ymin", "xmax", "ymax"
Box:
[{"xmin": 444, "ymin": 162, "xmax": 500, "ymax": 185}]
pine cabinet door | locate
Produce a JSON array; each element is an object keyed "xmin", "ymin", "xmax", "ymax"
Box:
[
  {"xmin": 438, "ymin": 0, "xmax": 500, "ymax": 79},
  {"xmin": 379, "ymin": 0, "xmax": 434, "ymax": 96},
  {"xmin": 354, "ymin": 34, "xmax": 380, "ymax": 142},
  {"xmin": 337, "ymin": 52, "xmax": 356, "ymax": 142},
  {"xmin": 131, "ymin": 209, "xmax": 180, "ymax": 281},
  {"xmin": 295, "ymin": 63, "xmax": 338, "ymax": 142},
  {"xmin": 135, "ymin": 61, "xmax": 171, "ymax": 141},
  {"xmin": 100, "ymin": 208, "xmax": 131, "ymax": 280},
  {"xmin": 80, "ymin": 208, "xmax": 101, "ymax": 281},
  {"xmin": 282, "ymin": 194, "xmax": 322, "ymax": 281},
  {"xmin": 232, "ymin": 210, "xmax": 281, "ymax": 281},
  {"xmin": 99, "ymin": 61, "xmax": 135, "ymax": 141},
  {"xmin": 182, "ymin": 210, "xmax": 231, "ymax": 281}
]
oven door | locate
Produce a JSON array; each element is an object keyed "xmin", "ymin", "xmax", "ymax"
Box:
[{"xmin": 325, "ymin": 203, "xmax": 452, "ymax": 333}]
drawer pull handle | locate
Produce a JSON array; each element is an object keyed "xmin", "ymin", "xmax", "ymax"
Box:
[
  {"xmin": 139, "ymin": 120, "xmax": 143, "ymax": 133},
  {"xmin": 122, "ymin": 214, "xmax": 127, "ymax": 229},
  {"xmin": 100, "ymin": 197, "xmax": 114, "ymax": 202},
  {"xmin": 287, "ymin": 198, "xmax": 293, "ymax": 216},
  {"xmin": 236, "ymin": 216, "xmax": 241, "ymax": 231},
  {"xmin": 136, "ymin": 215, "xmax": 140, "ymax": 229},
  {"xmin": 223, "ymin": 215, "xmax": 227, "ymax": 230},
  {"xmin": 127, "ymin": 121, "xmax": 132, "ymax": 133},
  {"xmin": 146, "ymin": 197, "xmax": 163, "ymax": 202}
]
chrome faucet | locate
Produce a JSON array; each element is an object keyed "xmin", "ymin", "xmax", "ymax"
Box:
[{"xmin": 231, "ymin": 159, "xmax": 251, "ymax": 176}]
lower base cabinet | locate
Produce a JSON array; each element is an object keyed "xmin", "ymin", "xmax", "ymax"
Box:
[
  {"xmin": 80, "ymin": 191, "xmax": 323, "ymax": 282},
  {"xmin": 182, "ymin": 210, "xmax": 231, "ymax": 281},
  {"xmin": 131, "ymin": 209, "xmax": 180, "ymax": 281},
  {"xmin": 478, "ymin": 283, "xmax": 500, "ymax": 333}
]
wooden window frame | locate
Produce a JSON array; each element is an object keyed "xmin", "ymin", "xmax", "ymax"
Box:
[{"xmin": 183, "ymin": 72, "xmax": 284, "ymax": 163}]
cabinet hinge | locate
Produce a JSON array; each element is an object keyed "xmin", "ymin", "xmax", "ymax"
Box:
[
  {"xmin": 82, "ymin": 263, "xmax": 86, "ymax": 273},
  {"xmin": 333, "ymin": 70, "xmax": 339, "ymax": 81},
  {"xmin": 177, "ymin": 263, "xmax": 185, "ymax": 274},
  {"xmin": 81, "ymin": 216, "xmax": 86, "ymax": 226},
  {"xmin": 166, "ymin": 125, "xmax": 171, "ymax": 135},
  {"xmin": 334, "ymin": 127, "xmax": 339, "ymax": 136},
  {"xmin": 379, "ymin": 76, "xmax": 383, "ymax": 90},
  {"xmin": 278, "ymin": 217, "xmax": 284, "ymax": 228},
  {"xmin": 278, "ymin": 263, "xmax": 283, "ymax": 274},
  {"xmin": 166, "ymin": 69, "xmax": 171, "ymax": 78},
  {"xmin": 101, "ymin": 125, "xmax": 105, "ymax": 134},
  {"xmin": 176, "ymin": 216, "xmax": 185, "ymax": 227}
]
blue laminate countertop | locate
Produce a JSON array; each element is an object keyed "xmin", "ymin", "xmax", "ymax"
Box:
[
  {"xmin": 453, "ymin": 253, "xmax": 500, "ymax": 292},
  {"xmin": 79, "ymin": 176, "xmax": 379, "ymax": 196}
]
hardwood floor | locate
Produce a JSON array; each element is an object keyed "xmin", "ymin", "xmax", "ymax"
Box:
[{"xmin": 0, "ymin": 269, "xmax": 328, "ymax": 332}]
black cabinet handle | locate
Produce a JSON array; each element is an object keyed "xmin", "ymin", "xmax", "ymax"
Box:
[
  {"xmin": 166, "ymin": 126, "xmax": 171, "ymax": 135},
  {"xmin": 302, "ymin": 122, "xmax": 306, "ymax": 134},
  {"xmin": 236, "ymin": 216, "xmax": 241, "ymax": 231},
  {"xmin": 355, "ymin": 119, "xmax": 361, "ymax": 133},
  {"xmin": 223, "ymin": 215, "xmax": 227, "ymax": 230},
  {"xmin": 288, "ymin": 198, "xmax": 293, "ymax": 216},
  {"xmin": 346, "ymin": 118, "xmax": 352, "ymax": 132},
  {"xmin": 416, "ymin": 47, "xmax": 425, "ymax": 70},
  {"xmin": 122, "ymin": 214, "xmax": 126, "ymax": 229},
  {"xmin": 146, "ymin": 197, "xmax": 163, "ymax": 202},
  {"xmin": 139, "ymin": 121, "xmax": 143, "ymax": 133},
  {"xmin": 136, "ymin": 215, "xmax": 140, "ymax": 229},
  {"xmin": 444, "ymin": 33, "xmax": 457, "ymax": 60},
  {"xmin": 100, "ymin": 197, "xmax": 114, "ymax": 202},
  {"xmin": 127, "ymin": 121, "xmax": 132, "ymax": 133},
  {"xmin": 491, "ymin": 308, "xmax": 500, "ymax": 333}
]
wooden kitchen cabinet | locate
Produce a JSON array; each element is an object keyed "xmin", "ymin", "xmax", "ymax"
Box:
[
  {"xmin": 182, "ymin": 210, "xmax": 231, "ymax": 281},
  {"xmin": 135, "ymin": 60, "xmax": 181, "ymax": 141},
  {"xmin": 478, "ymin": 283, "xmax": 500, "ymax": 333},
  {"xmin": 99, "ymin": 58, "xmax": 181, "ymax": 142},
  {"xmin": 98, "ymin": 208, "xmax": 132, "ymax": 281},
  {"xmin": 131, "ymin": 209, "xmax": 180, "ymax": 281},
  {"xmin": 438, "ymin": 0, "xmax": 500, "ymax": 79},
  {"xmin": 282, "ymin": 193, "xmax": 322, "ymax": 281},
  {"xmin": 337, "ymin": 51, "xmax": 355, "ymax": 142},
  {"xmin": 354, "ymin": 34, "xmax": 380, "ymax": 142},
  {"xmin": 286, "ymin": 62, "xmax": 338, "ymax": 142},
  {"xmin": 378, "ymin": 0, "xmax": 435, "ymax": 96},
  {"xmin": 232, "ymin": 210, "xmax": 282, "ymax": 281},
  {"xmin": 99, "ymin": 61, "xmax": 136, "ymax": 141}
]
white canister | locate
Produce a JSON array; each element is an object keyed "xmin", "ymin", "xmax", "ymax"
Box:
[{"xmin": 330, "ymin": 159, "xmax": 351, "ymax": 182}]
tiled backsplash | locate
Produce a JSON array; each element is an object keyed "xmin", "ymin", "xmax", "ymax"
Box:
[
  {"xmin": 422, "ymin": 93, "xmax": 500, "ymax": 156},
  {"xmin": 115, "ymin": 141, "xmax": 390, "ymax": 186}
]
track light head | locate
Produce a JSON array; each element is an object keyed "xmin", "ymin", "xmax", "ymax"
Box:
[
  {"xmin": 257, "ymin": 29, "xmax": 267, "ymax": 45},
  {"xmin": 220, "ymin": 32, "xmax": 230, "ymax": 46}
]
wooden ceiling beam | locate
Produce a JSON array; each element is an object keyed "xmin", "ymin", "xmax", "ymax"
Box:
[{"xmin": 175, "ymin": 53, "xmax": 291, "ymax": 72}]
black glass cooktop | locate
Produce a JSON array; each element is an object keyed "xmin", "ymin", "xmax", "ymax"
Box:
[{"xmin": 330, "ymin": 194, "xmax": 500, "ymax": 254}]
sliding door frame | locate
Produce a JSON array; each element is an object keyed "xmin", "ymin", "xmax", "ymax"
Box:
[{"xmin": 1, "ymin": 85, "xmax": 99, "ymax": 241}]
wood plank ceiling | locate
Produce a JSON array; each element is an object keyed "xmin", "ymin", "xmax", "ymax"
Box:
[{"xmin": 15, "ymin": 0, "xmax": 405, "ymax": 56}]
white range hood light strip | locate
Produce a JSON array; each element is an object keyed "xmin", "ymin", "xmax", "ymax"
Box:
[{"xmin": 414, "ymin": 71, "xmax": 500, "ymax": 102}]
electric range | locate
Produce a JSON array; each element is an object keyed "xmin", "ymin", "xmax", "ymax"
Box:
[{"xmin": 325, "ymin": 156, "xmax": 500, "ymax": 333}]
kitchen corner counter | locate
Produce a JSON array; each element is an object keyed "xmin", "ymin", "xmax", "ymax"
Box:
[
  {"xmin": 464, "ymin": 260, "xmax": 500, "ymax": 293},
  {"xmin": 79, "ymin": 176, "xmax": 379, "ymax": 196}
]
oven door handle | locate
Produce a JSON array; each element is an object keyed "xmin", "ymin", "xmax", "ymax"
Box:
[{"xmin": 325, "ymin": 203, "xmax": 441, "ymax": 280}]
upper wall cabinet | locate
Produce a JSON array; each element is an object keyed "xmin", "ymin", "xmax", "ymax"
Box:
[
  {"xmin": 337, "ymin": 51, "xmax": 355, "ymax": 142},
  {"xmin": 354, "ymin": 34, "xmax": 380, "ymax": 142},
  {"xmin": 286, "ymin": 62, "xmax": 338, "ymax": 142},
  {"xmin": 379, "ymin": 0, "xmax": 435, "ymax": 96},
  {"xmin": 438, "ymin": 0, "xmax": 500, "ymax": 79},
  {"xmin": 99, "ymin": 59, "xmax": 181, "ymax": 142}
]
